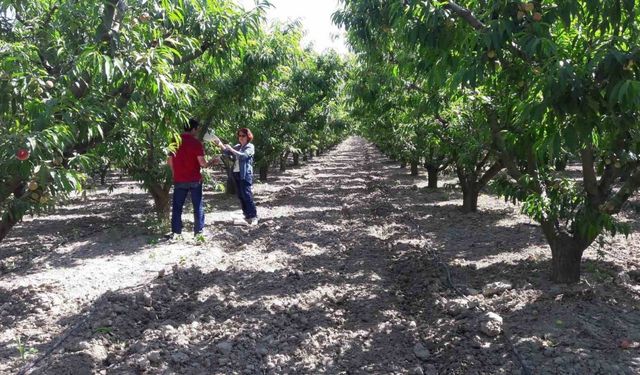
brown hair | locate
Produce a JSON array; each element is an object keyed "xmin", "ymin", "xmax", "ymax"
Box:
[{"xmin": 237, "ymin": 128, "xmax": 253, "ymax": 142}]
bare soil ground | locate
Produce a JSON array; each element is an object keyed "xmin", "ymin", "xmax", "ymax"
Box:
[{"xmin": 1, "ymin": 136, "xmax": 639, "ymax": 375}]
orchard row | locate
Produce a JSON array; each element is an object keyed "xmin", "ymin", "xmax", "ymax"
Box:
[
  {"xmin": 335, "ymin": 0, "xmax": 640, "ymax": 283},
  {"xmin": 0, "ymin": 1, "xmax": 350, "ymax": 242},
  {"xmin": 2, "ymin": 1, "xmax": 640, "ymax": 284}
]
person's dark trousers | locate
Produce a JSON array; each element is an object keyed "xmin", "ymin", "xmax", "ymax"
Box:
[
  {"xmin": 233, "ymin": 172, "xmax": 257, "ymax": 219},
  {"xmin": 171, "ymin": 182, "xmax": 204, "ymax": 234}
]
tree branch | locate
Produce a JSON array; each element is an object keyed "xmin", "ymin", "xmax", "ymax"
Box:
[
  {"xmin": 597, "ymin": 163, "xmax": 618, "ymax": 197},
  {"xmin": 95, "ymin": 0, "xmax": 122, "ymax": 43},
  {"xmin": 602, "ymin": 164, "xmax": 640, "ymax": 214},
  {"xmin": 455, "ymin": 163, "xmax": 469, "ymax": 186},
  {"xmin": 443, "ymin": 1, "xmax": 485, "ymax": 30},
  {"xmin": 479, "ymin": 160, "xmax": 504, "ymax": 188},
  {"xmin": 489, "ymin": 111, "xmax": 522, "ymax": 179},
  {"xmin": 476, "ymin": 151, "xmax": 491, "ymax": 173},
  {"xmin": 442, "ymin": 2, "xmax": 532, "ymax": 63},
  {"xmin": 174, "ymin": 41, "xmax": 212, "ymax": 65},
  {"xmin": 488, "ymin": 110, "xmax": 545, "ymax": 196},
  {"xmin": 580, "ymin": 145, "xmax": 600, "ymax": 204}
]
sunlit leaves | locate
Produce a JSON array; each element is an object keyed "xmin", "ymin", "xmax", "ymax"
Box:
[
  {"xmin": 0, "ymin": 0, "xmax": 272, "ymax": 237},
  {"xmin": 338, "ymin": 0, "xmax": 640, "ymax": 251}
]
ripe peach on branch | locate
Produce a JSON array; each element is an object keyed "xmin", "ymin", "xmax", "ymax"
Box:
[{"xmin": 16, "ymin": 148, "xmax": 30, "ymax": 161}]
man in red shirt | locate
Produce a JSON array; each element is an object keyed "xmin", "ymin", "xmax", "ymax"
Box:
[{"xmin": 167, "ymin": 119, "xmax": 215, "ymax": 237}]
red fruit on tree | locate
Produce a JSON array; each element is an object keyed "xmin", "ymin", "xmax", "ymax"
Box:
[{"xmin": 16, "ymin": 148, "xmax": 30, "ymax": 161}]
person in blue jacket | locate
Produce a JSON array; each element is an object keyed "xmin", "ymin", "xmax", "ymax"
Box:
[{"xmin": 219, "ymin": 128, "xmax": 258, "ymax": 225}]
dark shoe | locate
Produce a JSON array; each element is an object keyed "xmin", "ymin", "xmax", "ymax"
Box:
[{"xmin": 164, "ymin": 232, "xmax": 182, "ymax": 241}]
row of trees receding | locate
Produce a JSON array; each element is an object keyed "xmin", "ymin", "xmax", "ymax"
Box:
[
  {"xmin": 335, "ymin": 0, "xmax": 640, "ymax": 283},
  {"xmin": 0, "ymin": 0, "xmax": 351, "ymax": 242},
  {"xmin": 3, "ymin": 0, "xmax": 639, "ymax": 284}
]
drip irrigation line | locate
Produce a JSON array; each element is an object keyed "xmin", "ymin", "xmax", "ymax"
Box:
[
  {"xmin": 17, "ymin": 270, "xmax": 174, "ymax": 375},
  {"xmin": 410, "ymin": 219, "xmax": 531, "ymax": 375}
]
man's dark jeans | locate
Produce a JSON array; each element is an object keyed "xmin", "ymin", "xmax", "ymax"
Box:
[
  {"xmin": 171, "ymin": 182, "xmax": 204, "ymax": 234},
  {"xmin": 233, "ymin": 173, "xmax": 257, "ymax": 219}
]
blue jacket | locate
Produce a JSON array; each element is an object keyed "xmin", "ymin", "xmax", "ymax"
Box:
[{"xmin": 225, "ymin": 142, "xmax": 254, "ymax": 183}]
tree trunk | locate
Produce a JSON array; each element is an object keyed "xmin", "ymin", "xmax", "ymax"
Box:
[
  {"xmin": 293, "ymin": 153, "xmax": 300, "ymax": 166},
  {"xmin": 0, "ymin": 207, "xmax": 21, "ymax": 242},
  {"xmin": 99, "ymin": 163, "xmax": 109, "ymax": 185},
  {"xmin": 410, "ymin": 161, "xmax": 419, "ymax": 176},
  {"xmin": 279, "ymin": 158, "xmax": 286, "ymax": 172},
  {"xmin": 147, "ymin": 183, "xmax": 171, "ymax": 220},
  {"xmin": 259, "ymin": 165, "xmax": 268, "ymax": 182},
  {"xmin": 1, "ymin": 181, "xmax": 36, "ymax": 242},
  {"xmin": 219, "ymin": 156, "xmax": 236, "ymax": 195},
  {"xmin": 550, "ymin": 243, "xmax": 583, "ymax": 283},
  {"xmin": 555, "ymin": 157, "xmax": 568, "ymax": 171},
  {"xmin": 542, "ymin": 224, "xmax": 588, "ymax": 283},
  {"xmin": 303, "ymin": 152, "xmax": 308, "ymax": 162},
  {"xmin": 426, "ymin": 166, "xmax": 439, "ymax": 188},
  {"xmin": 280, "ymin": 151, "xmax": 289, "ymax": 172},
  {"xmin": 461, "ymin": 185, "xmax": 479, "ymax": 212}
]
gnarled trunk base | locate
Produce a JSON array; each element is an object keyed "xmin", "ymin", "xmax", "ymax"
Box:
[{"xmin": 547, "ymin": 235, "xmax": 585, "ymax": 283}]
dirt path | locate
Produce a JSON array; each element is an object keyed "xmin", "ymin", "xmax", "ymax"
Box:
[{"xmin": 1, "ymin": 137, "xmax": 640, "ymax": 374}]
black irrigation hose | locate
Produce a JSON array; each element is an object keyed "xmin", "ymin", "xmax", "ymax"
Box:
[
  {"xmin": 410, "ymin": 220, "xmax": 532, "ymax": 375},
  {"xmin": 430, "ymin": 245, "xmax": 531, "ymax": 375},
  {"xmin": 18, "ymin": 309, "xmax": 95, "ymax": 375},
  {"xmin": 17, "ymin": 313, "xmax": 92, "ymax": 375},
  {"xmin": 16, "ymin": 272, "xmax": 173, "ymax": 375},
  {"xmin": 501, "ymin": 325, "xmax": 532, "ymax": 375}
]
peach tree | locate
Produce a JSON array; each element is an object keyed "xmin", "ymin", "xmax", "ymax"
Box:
[
  {"xmin": 0, "ymin": 0, "xmax": 263, "ymax": 239},
  {"xmin": 336, "ymin": 0, "xmax": 640, "ymax": 283}
]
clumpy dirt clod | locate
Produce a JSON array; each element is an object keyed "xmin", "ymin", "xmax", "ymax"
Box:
[{"xmin": 1, "ymin": 137, "xmax": 639, "ymax": 374}]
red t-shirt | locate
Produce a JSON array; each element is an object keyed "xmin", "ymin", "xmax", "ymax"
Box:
[{"xmin": 171, "ymin": 133, "xmax": 204, "ymax": 183}]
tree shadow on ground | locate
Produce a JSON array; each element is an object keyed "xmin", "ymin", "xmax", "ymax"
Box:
[
  {"xmin": 22, "ymin": 242, "xmax": 640, "ymax": 374},
  {"xmin": 0, "ymin": 191, "xmax": 154, "ymax": 274},
  {"xmin": 22, "ymin": 262, "xmax": 414, "ymax": 374},
  {"xmin": 6, "ymin": 138, "xmax": 640, "ymax": 375},
  {"xmin": 0, "ymin": 145, "xmax": 343, "ymax": 279},
  {"xmin": 224, "ymin": 195, "xmax": 543, "ymax": 266},
  {"xmin": 387, "ymin": 235, "xmax": 640, "ymax": 375},
  {"xmin": 0, "ymin": 285, "xmax": 52, "ymax": 371}
]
